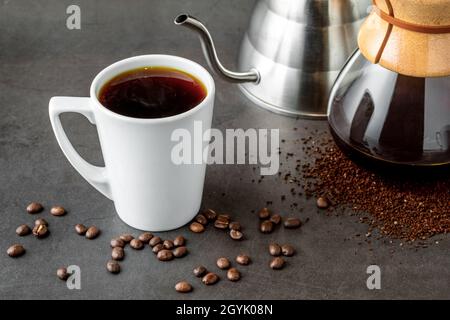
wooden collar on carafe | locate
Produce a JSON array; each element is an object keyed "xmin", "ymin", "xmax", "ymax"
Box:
[{"xmin": 372, "ymin": 0, "xmax": 450, "ymax": 63}]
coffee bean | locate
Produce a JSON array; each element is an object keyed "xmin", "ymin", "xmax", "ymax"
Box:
[
  {"xmin": 269, "ymin": 243, "xmax": 282, "ymax": 256},
  {"xmin": 284, "ymin": 218, "xmax": 302, "ymax": 229},
  {"xmin": 216, "ymin": 257, "xmax": 231, "ymax": 269},
  {"xmin": 229, "ymin": 221, "xmax": 241, "ymax": 231},
  {"xmin": 202, "ymin": 272, "xmax": 219, "ymax": 285},
  {"xmin": 173, "ymin": 246, "xmax": 188, "ymax": 258},
  {"xmin": 214, "ymin": 220, "xmax": 228, "ymax": 230},
  {"xmin": 16, "ymin": 224, "xmax": 31, "ymax": 236},
  {"xmin": 270, "ymin": 257, "xmax": 285, "ymax": 270},
  {"xmin": 195, "ymin": 214, "xmax": 208, "ymax": 225},
  {"xmin": 27, "ymin": 202, "xmax": 43, "ymax": 214},
  {"xmin": 203, "ymin": 209, "xmax": 217, "ymax": 221},
  {"xmin": 229, "ymin": 229, "xmax": 243, "ymax": 240},
  {"xmin": 258, "ymin": 207, "xmax": 270, "ymax": 219},
  {"xmin": 75, "ymin": 224, "xmax": 87, "ymax": 235},
  {"xmin": 119, "ymin": 234, "xmax": 134, "ymax": 243},
  {"xmin": 130, "ymin": 239, "xmax": 143, "ymax": 250},
  {"xmin": 152, "ymin": 243, "xmax": 164, "ymax": 254},
  {"xmin": 281, "ymin": 244, "xmax": 295, "ymax": 257},
  {"xmin": 106, "ymin": 260, "xmax": 120, "ymax": 274},
  {"xmin": 112, "ymin": 247, "xmax": 125, "ymax": 261},
  {"xmin": 270, "ymin": 214, "xmax": 281, "ymax": 225},
  {"xmin": 317, "ymin": 197, "xmax": 330, "ymax": 209},
  {"xmin": 217, "ymin": 214, "xmax": 231, "ymax": 223},
  {"xmin": 236, "ymin": 254, "xmax": 251, "ymax": 266},
  {"xmin": 85, "ymin": 226, "xmax": 100, "ymax": 239},
  {"xmin": 189, "ymin": 222, "xmax": 205, "ymax": 233},
  {"xmin": 227, "ymin": 268, "xmax": 241, "ymax": 281},
  {"xmin": 138, "ymin": 232, "xmax": 153, "ymax": 242},
  {"xmin": 35, "ymin": 218, "xmax": 48, "ymax": 226},
  {"xmin": 32, "ymin": 224, "xmax": 48, "ymax": 238},
  {"xmin": 175, "ymin": 281, "xmax": 192, "ymax": 293},
  {"xmin": 149, "ymin": 236, "xmax": 162, "ymax": 247},
  {"xmin": 57, "ymin": 267, "xmax": 70, "ymax": 280},
  {"xmin": 163, "ymin": 240, "xmax": 174, "ymax": 250},
  {"xmin": 173, "ymin": 236, "xmax": 185, "ymax": 247},
  {"xmin": 110, "ymin": 238, "xmax": 125, "ymax": 248},
  {"xmin": 50, "ymin": 206, "xmax": 66, "ymax": 216},
  {"xmin": 193, "ymin": 265, "xmax": 207, "ymax": 277},
  {"xmin": 156, "ymin": 249, "xmax": 173, "ymax": 261},
  {"xmin": 260, "ymin": 220, "xmax": 274, "ymax": 234},
  {"xmin": 157, "ymin": 249, "xmax": 173, "ymax": 261},
  {"xmin": 7, "ymin": 244, "xmax": 25, "ymax": 257}
]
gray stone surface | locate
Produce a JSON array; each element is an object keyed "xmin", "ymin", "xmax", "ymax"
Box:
[{"xmin": 0, "ymin": 0, "xmax": 448, "ymax": 300}]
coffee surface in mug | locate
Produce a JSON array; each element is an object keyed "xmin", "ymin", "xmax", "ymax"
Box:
[{"xmin": 99, "ymin": 66, "xmax": 207, "ymax": 119}]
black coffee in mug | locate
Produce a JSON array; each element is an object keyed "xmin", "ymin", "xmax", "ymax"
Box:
[{"xmin": 99, "ymin": 67, "xmax": 207, "ymax": 119}]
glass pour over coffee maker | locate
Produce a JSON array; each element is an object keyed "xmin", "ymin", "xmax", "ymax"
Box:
[{"xmin": 328, "ymin": 0, "xmax": 450, "ymax": 167}]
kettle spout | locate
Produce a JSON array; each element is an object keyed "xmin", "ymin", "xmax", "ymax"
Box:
[{"xmin": 174, "ymin": 14, "xmax": 260, "ymax": 84}]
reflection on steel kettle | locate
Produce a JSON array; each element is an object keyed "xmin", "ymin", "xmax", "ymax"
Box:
[{"xmin": 175, "ymin": 0, "xmax": 370, "ymax": 118}]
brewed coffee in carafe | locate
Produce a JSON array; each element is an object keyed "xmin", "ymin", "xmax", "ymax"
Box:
[{"xmin": 328, "ymin": 52, "xmax": 450, "ymax": 167}]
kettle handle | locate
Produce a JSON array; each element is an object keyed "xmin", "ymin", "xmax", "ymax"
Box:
[{"xmin": 174, "ymin": 14, "xmax": 260, "ymax": 84}]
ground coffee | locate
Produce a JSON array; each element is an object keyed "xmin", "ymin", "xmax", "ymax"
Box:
[{"xmin": 299, "ymin": 131, "xmax": 450, "ymax": 242}]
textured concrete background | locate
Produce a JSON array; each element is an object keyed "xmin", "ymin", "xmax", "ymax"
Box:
[{"xmin": 0, "ymin": 0, "xmax": 449, "ymax": 300}]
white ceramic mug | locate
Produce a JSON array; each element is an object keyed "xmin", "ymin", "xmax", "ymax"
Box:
[{"xmin": 49, "ymin": 55, "xmax": 215, "ymax": 231}]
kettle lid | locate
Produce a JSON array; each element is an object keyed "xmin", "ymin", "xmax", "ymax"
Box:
[{"xmin": 358, "ymin": 0, "xmax": 450, "ymax": 77}]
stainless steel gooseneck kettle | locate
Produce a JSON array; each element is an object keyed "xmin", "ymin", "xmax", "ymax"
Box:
[{"xmin": 175, "ymin": 0, "xmax": 371, "ymax": 118}]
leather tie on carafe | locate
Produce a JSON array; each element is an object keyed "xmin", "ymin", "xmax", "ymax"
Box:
[{"xmin": 372, "ymin": 0, "xmax": 450, "ymax": 64}]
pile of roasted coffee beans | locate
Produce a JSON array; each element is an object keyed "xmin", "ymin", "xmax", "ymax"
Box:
[
  {"xmin": 258, "ymin": 207, "xmax": 301, "ymax": 233},
  {"xmin": 107, "ymin": 233, "xmax": 188, "ymax": 274},
  {"xmin": 150, "ymin": 235, "xmax": 188, "ymax": 261},
  {"xmin": 5, "ymin": 201, "xmax": 106, "ymax": 286},
  {"xmin": 181, "ymin": 207, "xmax": 303, "ymax": 292},
  {"xmin": 189, "ymin": 209, "xmax": 244, "ymax": 241},
  {"xmin": 268, "ymin": 243, "xmax": 296, "ymax": 270},
  {"xmin": 175, "ymin": 253, "xmax": 251, "ymax": 293},
  {"xmin": 7, "ymin": 202, "xmax": 68, "ymax": 258},
  {"xmin": 8, "ymin": 203, "xmax": 301, "ymax": 293},
  {"xmin": 75, "ymin": 224, "xmax": 101, "ymax": 239}
]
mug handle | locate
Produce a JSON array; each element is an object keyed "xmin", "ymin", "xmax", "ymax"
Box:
[{"xmin": 49, "ymin": 97, "xmax": 112, "ymax": 199}]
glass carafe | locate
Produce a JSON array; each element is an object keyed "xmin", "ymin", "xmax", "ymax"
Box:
[{"xmin": 328, "ymin": 50, "xmax": 450, "ymax": 167}]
